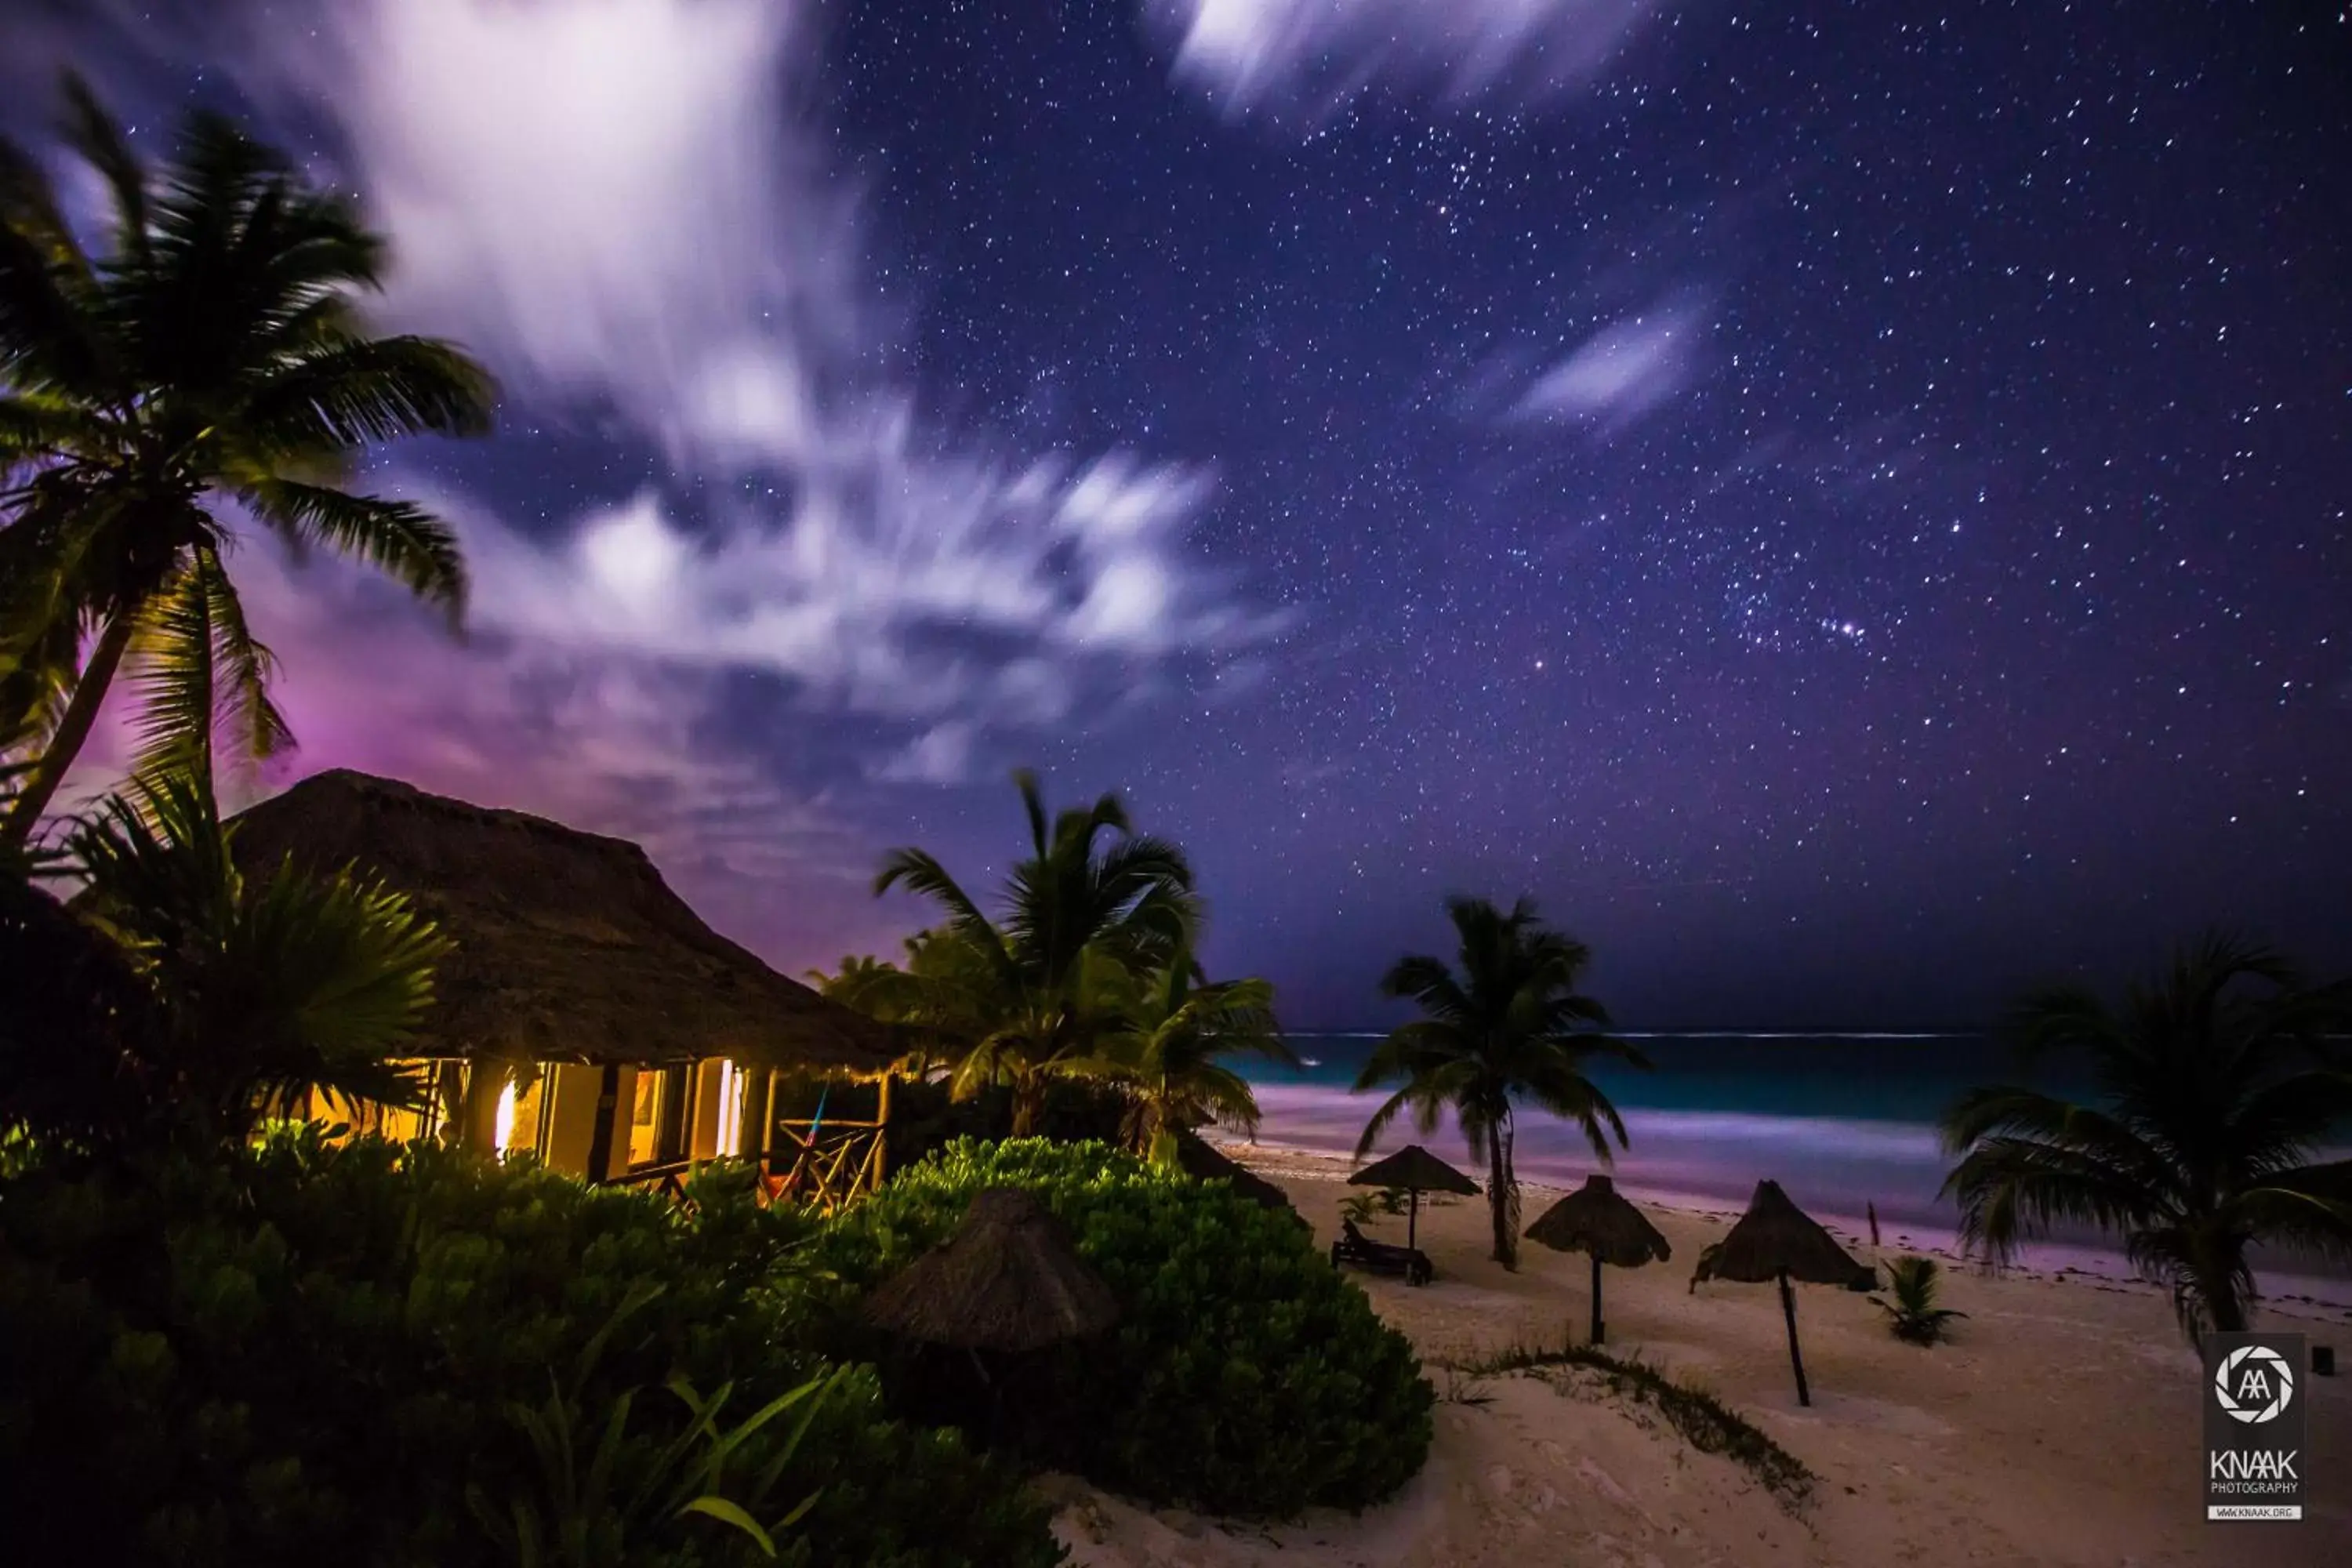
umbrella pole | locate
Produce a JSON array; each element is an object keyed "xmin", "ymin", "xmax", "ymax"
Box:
[
  {"xmin": 1777, "ymin": 1268, "xmax": 1811, "ymax": 1406},
  {"xmin": 969, "ymin": 1348, "xmax": 1002, "ymax": 1446},
  {"xmin": 1407, "ymin": 1188, "xmax": 1421, "ymax": 1254},
  {"xmin": 1590, "ymin": 1253, "xmax": 1605, "ymax": 1345}
]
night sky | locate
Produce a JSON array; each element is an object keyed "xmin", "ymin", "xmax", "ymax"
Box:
[{"xmin": 9, "ymin": 1, "xmax": 2349, "ymax": 1027}]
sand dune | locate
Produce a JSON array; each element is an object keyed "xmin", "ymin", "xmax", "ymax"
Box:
[{"xmin": 1051, "ymin": 1146, "xmax": 2352, "ymax": 1567}]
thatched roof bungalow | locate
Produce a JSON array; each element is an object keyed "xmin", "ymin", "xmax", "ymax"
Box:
[{"xmin": 227, "ymin": 769, "xmax": 899, "ymax": 1194}]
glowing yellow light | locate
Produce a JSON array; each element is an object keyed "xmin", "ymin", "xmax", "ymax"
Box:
[
  {"xmin": 717, "ymin": 1062, "xmax": 742, "ymax": 1155},
  {"xmin": 493, "ymin": 1079, "xmax": 518, "ymax": 1154}
]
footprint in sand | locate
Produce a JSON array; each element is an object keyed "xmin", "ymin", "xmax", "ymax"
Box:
[{"xmin": 1576, "ymin": 1456, "xmax": 1638, "ymax": 1509}]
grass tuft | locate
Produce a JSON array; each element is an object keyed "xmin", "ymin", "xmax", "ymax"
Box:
[{"xmin": 1447, "ymin": 1341, "xmax": 1816, "ymax": 1512}]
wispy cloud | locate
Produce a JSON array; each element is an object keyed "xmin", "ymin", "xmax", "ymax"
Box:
[
  {"xmin": 435, "ymin": 446, "xmax": 1266, "ymax": 732},
  {"xmin": 286, "ymin": 0, "xmax": 840, "ymax": 467},
  {"xmin": 205, "ymin": 0, "xmax": 1276, "ymax": 779},
  {"xmin": 1513, "ymin": 299, "xmax": 1706, "ymax": 431},
  {"xmin": 1146, "ymin": 0, "xmax": 1668, "ymax": 119}
]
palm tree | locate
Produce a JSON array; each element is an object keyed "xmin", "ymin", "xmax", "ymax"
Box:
[
  {"xmin": 0, "ymin": 76, "xmax": 495, "ymax": 848},
  {"xmin": 872, "ymin": 769, "xmax": 1195, "ymax": 1136},
  {"xmin": 1356, "ymin": 897, "xmax": 1644, "ymax": 1269},
  {"xmin": 22, "ymin": 771, "xmax": 450, "ymax": 1147},
  {"xmin": 1940, "ymin": 934, "xmax": 2352, "ymax": 1343},
  {"xmin": 1083, "ymin": 941, "xmax": 1294, "ymax": 1167}
]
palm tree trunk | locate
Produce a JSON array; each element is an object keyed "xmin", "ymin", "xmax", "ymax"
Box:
[
  {"xmin": 2201, "ymin": 1261, "xmax": 2249, "ymax": 1334},
  {"xmin": 0, "ymin": 611, "xmax": 136, "ymax": 851},
  {"xmin": 1009, "ymin": 1075, "xmax": 1044, "ymax": 1139},
  {"xmin": 1487, "ymin": 1111, "xmax": 1519, "ymax": 1270}
]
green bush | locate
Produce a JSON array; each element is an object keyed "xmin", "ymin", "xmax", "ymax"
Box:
[
  {"xmin": 0, "ymin": 1131, "xmax": 1062, "ymax": 1567},
  {"xmin": 800, "ymin": 1138, "xmax": 1433, "ymax": 1517}
]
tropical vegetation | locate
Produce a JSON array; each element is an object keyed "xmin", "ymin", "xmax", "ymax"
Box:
[
  {"xmin": 840, "ymin": 770, "xmax": 1285, "ymax": 1149},
  {"xmin": 1940, "ymin": 933, "xmax": 2352, "ymax": 1341},
  {"xmin": 1077, "ymin": 936, "xmax": 1294, "ymax": 1165},
  {"xmin": 1871, "ymin": 1255, "xmax": 1967, "ymax": 1345},
  {"xmin": 800, "ymin": 1137, "xmax": 1434, "ymax": 1516},
  {"xmin": 1355, "ymin": 896, "xmax": 1645, "ymax": 1269},
  {"xmin": 0, "ymin": 76, "xmax": 493, "ymax": 846},
  {"xmin": 0, "ymin": 1131, "xmax": 1061, "ymax": 1566}
]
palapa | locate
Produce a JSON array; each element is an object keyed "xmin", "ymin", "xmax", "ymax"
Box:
[
  {"xmin": 1174, "ymin": 1132, "xmax": 1301, "ymax": 1221},
  {"xmin": 862, "ymin": 1187, "xmax": 1120, "ymax": 1354},
  {"xmin": 1691, "ymin": 1179, "xmax": 1864, "ymax": 1406},
  {"xmin": 1524, "ymin": 1174, "xmax": 1671, "ymax": 1345},
  {"xmin": 1349, "ymin": 1142, "xmax": 1479, "ymax": 1254},
  {"xmin": 226, "ymin": 769, "xmax": 898, "ymax": 1077}
]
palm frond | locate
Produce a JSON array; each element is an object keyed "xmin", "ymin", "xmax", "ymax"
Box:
[
  {"xmin": 239, "ymin": 479, "xmax": 466, "ymax": 617},
  {"xmin": 241, "ymin": 333, "xmax": 496, "ymax": 450}
]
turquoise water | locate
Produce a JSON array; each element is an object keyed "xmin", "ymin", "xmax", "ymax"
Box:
[
  {"xmin": 1240, "ymin": 1031, "xmax": 2021, "ymax": 1229},
  {"xmin": 1239, "ymin": 1033, "xmax": 2350, "ymax": 1301}
]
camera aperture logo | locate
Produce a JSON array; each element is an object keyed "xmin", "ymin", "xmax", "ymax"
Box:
[{"xmin": 2204, "ymin": 1333, "xmax": 2306, "ymax": 1522}]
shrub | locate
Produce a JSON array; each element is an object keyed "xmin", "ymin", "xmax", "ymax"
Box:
[
  {"xmin": 1872, "ymin": 1254, "xmax": 1967, "ymax": 1345},
  {"xmin": 0, "ymin": 1131, "xmax": 1062, "ymax": 1567},
  {"xmin": 800, "ymin": 1138, "xmax": 1434, "ymax": 1517}
]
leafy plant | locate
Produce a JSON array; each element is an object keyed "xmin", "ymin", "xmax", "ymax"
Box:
[
  {"xmin": 1871, "ymin": 1255, "xmax": 1966, "ymax": 1345},
  {"xmin": 1940, "ymin": 932, "xmax": 2352, "ymax": 1341},
  {"xmin": 804, "ymin": 1137, "xmax": 1433, "ymax": 1517},
  {"xmin": 1338, "ymin": 1188, "xmax": 1409, "ymax": 1226},
  {"xmin": 0, "ymin": 1131, "xmax": 1062, "ymax": 1567},
  {"xmin": 5, "ymin": 771, "xmax": 450, "ymax": 1152},
  {"xmin": 1356, "ymin": 896, "xmax": 1646, "ymax": 1269},
  {"xmin": 470, "ymin": 1290, "xmax": 849, "ymax": 1568}
]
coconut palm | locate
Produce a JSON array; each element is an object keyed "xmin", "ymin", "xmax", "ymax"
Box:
[
  {"xmin": 1871, "ymin": 1255, "xmax": 1966, "ymax": 1345},
  {"xmin": 1081, "ymin": 942, "xmax": 1294, "ymax": 1166},
  {"xmin": 0, "ymin": 77, "xmax": 494, "ymax": 848},
  {"xmin": 872, "ymin": 769, "xmax": 1195, "ymax": 1135},
  {"xmin": 62, "ymin": 771, "xmax": 452, "ymax": 1143},
  {"xmin": 1356, "ymin": 896, "xmax": 1645, "ymax": 1269},
  {"xmin": 1940, "ymin": 934, "xmax": 2352, "ymax": 1342}
]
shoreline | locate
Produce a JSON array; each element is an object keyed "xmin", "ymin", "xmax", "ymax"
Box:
[{"xmin": 1208, "ymin": 1135, "xmax": 2352, "ymax": 1315}]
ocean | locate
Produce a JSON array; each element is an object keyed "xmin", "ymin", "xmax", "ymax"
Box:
[{"xmin": 1238, "ymin": 1032, "xmax": 2352, "ymax": 1304}]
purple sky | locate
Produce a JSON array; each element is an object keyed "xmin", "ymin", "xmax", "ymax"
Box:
[{"xmin": 10, "ymin": 2, "xmax": 2348, "ymax": 1027}]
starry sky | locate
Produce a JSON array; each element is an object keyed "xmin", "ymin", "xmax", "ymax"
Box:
[{"xmin": 9, "ymin": 1, "xmax": 2350, "ymax": 1028}]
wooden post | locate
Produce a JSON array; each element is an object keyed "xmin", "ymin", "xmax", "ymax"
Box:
[
  {"xmin": 586, "ymin": 1062, "xmax": 622, "ymax": 1180},
  {"xmin": 756, "ymin": 1069, "xmax": 779, "ymax": 1169},
  {"xmin": 457, "ymin": 1058, "xmax": 506, "ymax": 1154},
  {"xmin": 874, "ymin": 1072, "xmax": 893, "ymax": 1185},
  {"xmin": 1778, "ymin": 1268, "xmax": 1812, "ymax": 1406},
  {"xmin": 1406, "ymin": 1188, "xmax": 1421, "ymax": 1254},
  {"xmin": 1590, "ymin": 1253, "xmax": 1605, "ymax": 1345}
]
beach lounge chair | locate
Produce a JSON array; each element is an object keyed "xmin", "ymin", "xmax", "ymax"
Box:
[{"xmin": 1331, "ymin": 1219, "xmax": 1434, "ymax": 1286}]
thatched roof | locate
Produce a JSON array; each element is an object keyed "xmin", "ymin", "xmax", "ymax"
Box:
[
  {"xmin": 226, "ymin": 769, "xmax": 898, "ymax": 1076},
  {"xmin": 1175, "ymin": 1132, "xmax": 1300, "ymax": 1219},
  {"xmin": 862, "ymin": 1187, "xmax": 1120, "ymax": 1353},
  {"xmin": 1693, "ymin": 1179, "xmax": 1865, "ymax": 1286},
  {"xmin": 1350, "ymin": 1142, "xmax": 1480, "ymax": 1196},
  {"xmin": 1524, "ymin": 1174, "xmax": 1672, "ymax": 1268}
]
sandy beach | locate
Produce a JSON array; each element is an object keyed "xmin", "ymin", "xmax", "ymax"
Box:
[{"xmin": 1051, "ymin": 1145, "xmax": 2352, "ymax": 1568}]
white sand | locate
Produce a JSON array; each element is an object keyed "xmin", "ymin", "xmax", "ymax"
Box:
[{"xmin": 1049, "ymin": 1145, "xmax": 2352, "ymax": 1567}]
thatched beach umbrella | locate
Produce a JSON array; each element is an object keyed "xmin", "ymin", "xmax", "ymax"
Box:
[
  {"xmin": 1525, "ymin": 1174, "xmax": 1671, "ymax": 1345},
  {"xmin": 1691, "ymin": 1179, "xmax": 1864, "ymax": 1406},
  {"xmin": 227, "ymin": 771, "xmax": 901, "ymax": 1149},
  {"xmin": 1349, "ymin": 1142, "xmax": 1479, "ymax": 1254},
  {"xmin": 862, "ymin": 1187, "xmax": 1120, "ymax": 1353},
  {"xmin": 1174, "ymin": 1131, "xmax": 1301, "ymax": 1221}
]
